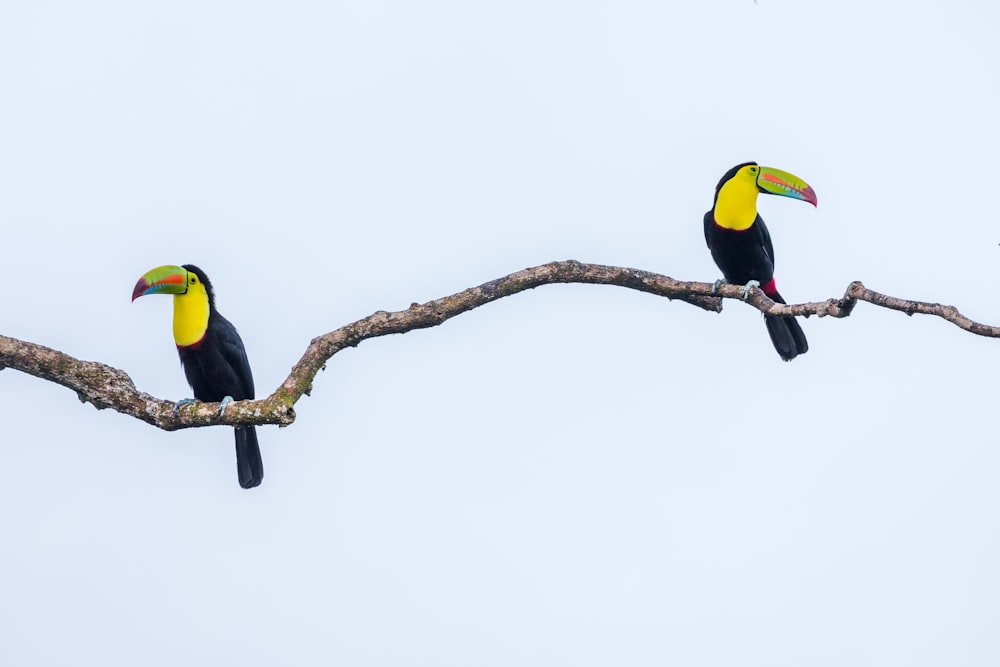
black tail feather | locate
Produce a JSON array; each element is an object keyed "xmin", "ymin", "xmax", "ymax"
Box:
[
  {"xmin": 765, "ymin": 315, "xmax": 808, "ymax": 361},
  {"xmin": 764, "ymin": 289, "xmax": 808, "ymax": 362},
  {"xmin": 235, "ymin": 426, "xmax": 264, "ymax": 489}
]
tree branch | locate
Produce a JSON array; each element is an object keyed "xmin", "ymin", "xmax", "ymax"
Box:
[{"xmin": 2, "ymin": 260, "xmax": 996, "ymax": 430}]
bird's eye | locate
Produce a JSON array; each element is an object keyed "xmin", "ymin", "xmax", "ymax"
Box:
[
  {"xmin": 190, "ymin": 276, "xmax": 197, "ymax": 284},
  {"xmin": 749, "ymin": 167, "xmax": 758, "ymax": 173}
]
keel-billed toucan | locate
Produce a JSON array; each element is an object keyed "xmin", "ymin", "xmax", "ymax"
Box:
[
  {"xmin": 704, "ymin": 162, "xmax": 817, "ymax": 361},
  {"xmin": 132, "ymin": 264, "xmax": 263, "ymax": 489}
]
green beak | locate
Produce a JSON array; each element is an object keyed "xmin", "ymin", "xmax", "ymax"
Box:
[
  {"xmin": 132, "ymin": 265, "xmax": 188, "ymax": 301},
  {"xmin": 756, "ymin": 166, "xmax": 818, "ymax": 207}
]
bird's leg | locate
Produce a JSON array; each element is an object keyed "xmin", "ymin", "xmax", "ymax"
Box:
[
  {"xmin": 218, "ymin": 395, "xmax": 235, "ymax": 416},
  {"xmin": 173, "ymin": 397, "xmax": 197, "ymax": 413},
  {"xmin": 741, "ymin": 280, "xmax": 761, "ymax": 300},
  {"xmin": 712, "ymin": 279, "xmax": 727, "ymax": 295}
]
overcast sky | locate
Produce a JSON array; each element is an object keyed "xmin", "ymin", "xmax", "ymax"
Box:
[{"xmin": 3, "ymin": 0, "xmax": 999, "ymax": 664}]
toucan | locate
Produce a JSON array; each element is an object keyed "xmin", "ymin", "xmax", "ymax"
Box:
[
  {"xmin": 704, "ymin": 162, "xmax": 817, "ymax": 361},
  {"xmin": 132, "ymin": 264, "xmax": 263, "ymax": 489}
]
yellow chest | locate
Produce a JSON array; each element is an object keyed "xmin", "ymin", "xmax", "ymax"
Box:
[
  {"xmin": 713, "ymin": 179, "xmax": 759, "ymax": 231},
  {"xmin": 172, "ymin": 290, "xmax": 210, "ymax": 347}
]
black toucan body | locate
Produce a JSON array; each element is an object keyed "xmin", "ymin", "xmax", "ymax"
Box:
[
  {"xmin": 132, "ymin": 264, "xmax": 263, "ymax": 488},
  {"xmin": 704, "ymin": 162, "xmax": 817, "ymax": 361}
]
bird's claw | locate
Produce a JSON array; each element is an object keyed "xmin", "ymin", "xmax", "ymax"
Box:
[
  {"xmin": 712, "ymin": 279, "xmax": 726, "ymax": 295},
  {"xmin": 741, "ymin": 280, "xmax": 761, "ymax": 300},
  {"xmin": 219, "ymin": 395, "xmax": 234, "ymax": 416},
  {"xmin": 173, "ymin": 397, "xmax": 197, "ymax": 414}
]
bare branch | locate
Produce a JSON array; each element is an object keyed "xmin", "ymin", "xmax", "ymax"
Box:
[
  {"xmin": 0, "ymin": 334, "xmax": 295, "ymax": 430},
  {"xmin": 2, "ymin": 261, "xmax": 996, "ymax": 430},
  {"xmin": 737, "ymin": 279, "xmax": 1000, "ymax": 337}
]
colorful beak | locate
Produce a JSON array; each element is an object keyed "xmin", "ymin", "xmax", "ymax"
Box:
[
  {"xmin": 132, "ymin": 265, "xmax": 189, "ymax": 302},
  {"xmin": 756, "ymin": 166, "xmax": 818, "ymax": 207}
]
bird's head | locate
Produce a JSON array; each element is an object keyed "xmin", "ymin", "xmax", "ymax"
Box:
[
  {"xmin": 131, "ymin": 264, "xmax": 213, "ymax": 305},
  {"xmin": 132, "ymin": 264, "xmax": 215, "ymax": 347},
  {"xmin": 712, "ymin": 162, "xmax": 817, "ymax": 230},
  {"xmin": 715, "ymin": 162, "xmax": 818, "ymax": 207}
]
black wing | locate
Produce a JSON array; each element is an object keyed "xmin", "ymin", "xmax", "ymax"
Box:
[
  {"xmin": 703, "ymin": 210, "xmax": 715, "ymax": 249},
  {"xmin": 755, "ymin": 213, "xmax": 776, "ymax": 270},
  {"xmin": 213, "ymin": 314, "xmax": 256, "ymax": 400}
]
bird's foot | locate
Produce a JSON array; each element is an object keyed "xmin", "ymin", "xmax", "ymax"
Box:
[
  {"xmin": 741, "ymin": 280, "xmax": 761, "ymax": 300},
  {"xmin": 219, "ymin": 395, "xmax": 235, "ymax": 416},
  {"xmin": 712, "ymin": 279, "xmax": 727, "ymax": 295},
  {"xmin": 173, "ymin": 397, "xmax": 197, "ymax": 413}
]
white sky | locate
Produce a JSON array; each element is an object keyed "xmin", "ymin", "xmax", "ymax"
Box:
[{"xmin": 2, "ymin": 0, "xmax": 999, "ymax": 664}]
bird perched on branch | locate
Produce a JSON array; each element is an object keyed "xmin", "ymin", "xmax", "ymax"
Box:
[
  {"xmin": 132, "ymin": 264, "xmax": 263, "ymax": 488},
  {"xmin": 704, "ymin": 162, "xmax": 817, "ymax": 361}
]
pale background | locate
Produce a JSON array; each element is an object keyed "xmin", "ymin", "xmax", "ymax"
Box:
[{"xmin": 2, "ymin": 1, "xmax": 998, "ymax": 664}]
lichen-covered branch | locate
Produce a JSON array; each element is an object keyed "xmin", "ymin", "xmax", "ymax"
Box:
[
  {"xmin": 0, "ymin": 333, "xmax": 295, "ymax": 430},
  {"xmin": 2, "ymin": 260, "xmax": 997, "ymax": 430}
]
